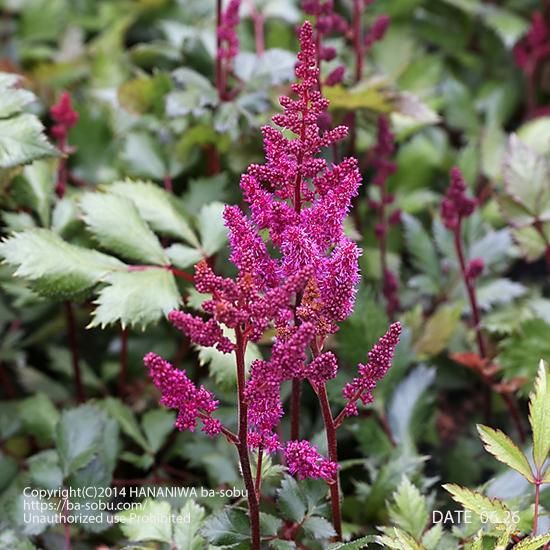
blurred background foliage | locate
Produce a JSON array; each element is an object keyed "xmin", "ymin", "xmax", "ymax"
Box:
[{"xmin": 0, "ymin": 0, "xmax": 549, "ymax": 548}]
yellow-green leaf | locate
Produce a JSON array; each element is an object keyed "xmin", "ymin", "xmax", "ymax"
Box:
[
  {"xmin": 443, "ymin": 484, "xmax": 511, "ymax": 529},
  {"xmin": 513, "ymin": 534, "xmax": 550, "ymax": 550},
  {"xmin": 324, "ymin": 81, "xmax": 392, "ymax": 113},
  {"xmin": 529, "ymin": 360, "xmax": 550, "ymax": 471},
  {"xmin": 477, "ymin": 424, "xmax": 534, "ymax": 482}
]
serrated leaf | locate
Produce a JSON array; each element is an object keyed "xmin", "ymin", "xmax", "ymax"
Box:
[
  {"xmin": 17, "ymin": 160, "xmax": 55, "ymax": 226},
  {"xmin": 477, "ymin": 425, "xmax": 534, "ymax": 482},
  {"xmin": 376, "ymin": 528, "xmax": 423, "ymax": 550},
  {"xmin": 443, "ymin": 484, "xmax": 511, "ymax": 527},
  {"xmin": 197, "ymin": 201, "xmax": 227, "ymax": 256},
  {"xmin": 513, "ymin": 534, "xmax": 550, "ymax": 550},
  {"xmin": 89, "ymin": 268, "xmax": 180, "ymax": 329},
  {"xmin": 173, "ymin": 500, "xmax": 206, "ymax": 550},
  {"xmin": 0, "ymin": 229, "xmax": 125, "ymax": 299},
  {"xmin": 80, "ymin": 192, "xmax": 167, "ymax": 265},
  {"xmin": 499, "ymin": 320, "xmax": 550, "ymax": 395},
  {"xmin": 166, "ymin": 244, "xmax": 203, "ymax": 269},
  {"xmin": 56, "ymin": 405, "xmax": 106, "ymax": 476},
  {"xmin": 0, "ymin": 73, "xmax": 36, "ymax": 118},
  {"xmin": 502, "ymin": 135, "xmax": 550, "ymax": 219},
  {"xmin": 102, "ymin": 398, "xmax": 150, "ymax": 452},
  {"xmin": 110, "ymin": 180, "xmax": 199, "ymax": 246},
  {"xmin": 118, "ymin": 499, "xmax": 172, "ymax": 543},
  {"xmin": 200, "ymin": 507, "xmax": 250, "ymax": 546},
  {"xmin": 476, "ymin": 279, "xmax": 526, "ymax": 311},
  {"xmin": 329, "ymin": 535, "xmax": 376, "ymax": 549},
  {"xmin": 277, "ymin": 475, "xmax": 307, "ymax": 522},
  {"xmin": 529, "ymin": 360, "xmax": 550, "ymax": 471},
  {"xmin": 0, "ymin": 113, "xmax": 57, "ymax": 168},
  {"xmin": 421, "ymin": 524, "xmax": 443, "ymax": 550},
  {"xmin": 387, "ymin": 477, "xmax": 429, "ymax": 539},
  {"xmin": 402, "ymin": 214, "xmax": 441, "ymax": 285},
  {"xmin": 302, "ymin": 516, "xmax": 336, "ymax": 540}
]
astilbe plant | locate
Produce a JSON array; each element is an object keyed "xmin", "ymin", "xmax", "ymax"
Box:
[
  {"xmin": 513, "ymin": 10, "xmax": 550, "ymax": 117},
  {"xmin": 368, "ymin": 116, "xmax": 400, "ymax": 319},
  {"xmin": 216, "ymin": 0, "xmax": 241, "ymax": 101},
  {"xmin": 144, "ymin": 21, "xmax": 400, "ymax": 547},
  {"xmin": 441, "ymin": 168, "xmax": 525, "ymax": 442}
]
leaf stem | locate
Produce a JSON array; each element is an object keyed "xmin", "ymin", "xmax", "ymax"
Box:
[
  {"xmin": 64, "ymin": 302, "xmax": 84, "ymax": 403},
  {"xmin": 235, "ymin": 327, "xmax": 261, "ymax": 549}
]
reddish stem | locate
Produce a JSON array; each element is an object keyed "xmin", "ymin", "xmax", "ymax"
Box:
[
  {"xmin": 216, "ymin": 0, "xmax": 224, "ymax": 100},
  {"xmin": 453, "ymin": 224, "xmax": 526, "ymax": 441},
  {"xmin": 248, "ymin": 0, "xmax": 265, "ymax": 56},
  {"xmin": 352, "ymin": 0, "xmax": 364, "ymax": 83},
  {"xmin": 235, "ymin": 327, "xmax": 261, "ymax": 549},
  {"xmin": 0, "ymin": 361, "xmax": 16, "ymax": 399},
  {"xmin": 163, "ymin": 175, "xmax": 173, "ymax": 193},
  {"xmin": 64, "ymin": 302, "xmax": 84, "ymax": 402},
  {"xmin": 453, "ymin": 228, "xmax": 487, "ymax": 359},
  {"xmin": 316, "ymin": 383, "xmax": 342, "ymax": 540},
  {"xmin": 118, "ymin": 326, "xmax": 128, "ymax": 397}
]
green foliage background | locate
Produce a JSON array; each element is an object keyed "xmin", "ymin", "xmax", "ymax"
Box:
[{"xmin": 0, "ymin": 0, "xmax": 549, "ymax": 548}]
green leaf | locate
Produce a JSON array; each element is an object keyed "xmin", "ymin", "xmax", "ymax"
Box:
[
  {"xmin": 197, "ymin": 201, "xmax": 227, "ymax": 256},
  {"xmin": 443, "ymin": 484, "xmax": 511, "ymax": 528},
  {"xmin": 80, "ymin": 192, "xmax": 167, "ymax": 265},
  {"xmin": 56, "ymin": 405, "xmax": 106, "ymax": 476},
  {"xmin": 142, "ymin": 409, "xmax": 175, "ymax": 454},
  {"xmin": 0, "ymin": 113, "xmax": 57, "ymax": 168},
  {"xmin": 198, "ymin": 338, "xmax": 262, "ymax": 390},
  {"xmin": 325, "ymin": 81, "xmax": 391, "ymax": 112},
  {"xmin": 0, "ymin": 73, "xmax": 36, "ymax": 118},
  {"xmin": 0, "ymin": 229, "xmax": 125, "ymax": 299},
  {"xmin": 387, "ymin": 477, "xmax": 429, "ymax": 539},
  {"xmin": 16, "ymin": 160, "xmax": 55, "ymax": 226},
  {"xmin": 499, "ymin": 320, "xmax": 550, "ymax": 395},
  {"xmin": 329, "ymin": 536, "xmax": 376, "ymax": 549},
  {"xmin": 166, "ymin": 244, "xmax": 203, "ymax": 269},
  {"xmin": 118, "ymin": 499, "xmax": 172, "ymax": 543},
  {"xmin": 502, "ymin": 135, "xmax": 550, "ymax": 219},
  {"xmin": 529, "ymin": 360, "xmax": 550, "ymax": 471},
  {"xmin": 110, "ymin": 180, "xmax": 199, "ymax": 246},
  {"xmin": 120, "ymin": 131, "xmax": 168, "ymax": 180},
  {"xmin": 302, "ymin": 516, "xmax": 336, "ymax": 540},
  {"xmin": 17, "ymin": 393, "xmax": 59, "ymax": 445},
  {"xmin": 173, "ymin": 500, "xmax": 206, "ymax": 550},
  {"xmin": 513, "ymin": 534, "xmax": 550, "ymax": 550},
  {"xmin": 376, "ymin": 528, "xmax": 423, "ymax": 550},
  {"xmin": 402, "ymin": 214, "xmax": 441, "ymax": 284},
  {"xmin": 476, "ymin": 279, "xmax": 526, "ymax": 311},
  {"xmin": 476, "ymin": 424, "xmax": 534, "ymax": 482},
  {"xmin": 277, "ymin": 475, "xmax": 307, "ymax": 522},
  {"xmin": 89, "ymin": 268, "xmax": 181, "ymax": 329},
  {"xmin": 414, "ymin": 305, "xmax": 461, "ymax": 357},
  {"xmin": 200, "ymin": 507, "xmax": 250, "ymax": 546},
  {"xmin": 28, "ymin": 449, "xmax": 63, "ymax": 489},
  {"xmin": 102, "ymin": 398, "xmax": 150, "ymax": 452}
]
